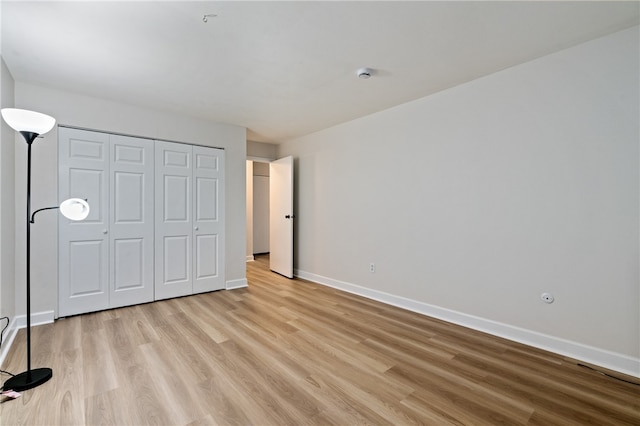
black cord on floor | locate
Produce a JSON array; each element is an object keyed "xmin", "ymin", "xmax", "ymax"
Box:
[
  {"xmin": 0, "ymin": 316, "xmax": 8, "ymax": 348},
  {"xmin": 0, "ymin": 317, "xmax": 16, "ymax": 381},
  {"xmin": 577, "ymin": 363, "xmax": 640, "ymax": 386}
]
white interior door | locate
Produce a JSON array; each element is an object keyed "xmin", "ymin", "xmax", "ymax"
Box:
[
  {"xmin": 192, "ymin": 146, "xmax": 225, "ymax": 293},
  {"xmin": 109, "ymin": 135, "xmax": 154, "ymax": 308},
  {"xmin": 155, "ymin": 141, "xmax": 193, "ymax": 300},
  {"xmin": 59, "ymin": 128, "xmax": 110, "ymax": 316},
  {"xmin": 269, "ymin": 156, "xmax": 294, "ymax": 278}
]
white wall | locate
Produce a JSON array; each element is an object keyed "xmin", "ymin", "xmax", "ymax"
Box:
[
  {"xmin": 13, "ymin": 83, "xmax": 247, "ymax": 318},
  {"xmin": 279, "ymin": 27, "xmax": 639, "ymax": 375},
  {"xmin": 0, "ymin": 58, "xmax": 15, "ymax": 328},
  {"xmin": 0, "ymin": 4, "xmax": 19, "ymax": 365},
  {"xmin": 247, "ymin": 140, "xmax": 277, "ymax": 161}
]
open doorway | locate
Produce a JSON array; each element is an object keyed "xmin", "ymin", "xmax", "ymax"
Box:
[
  {"xmin": 246, "ymin": 156, "xmax": 294, "ymax": 278},
  {"xmin": 246, "ymin": 159, "xmax": 271, "ymax": 261},
  {"xmin": 246, "ymin": 141, "xmax": 277, "ymax": 263}
]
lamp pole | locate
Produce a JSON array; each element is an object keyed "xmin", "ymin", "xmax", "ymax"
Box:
[{"xmin": 25, "ymin": 133, "xmax": 33, "ymax": 378}]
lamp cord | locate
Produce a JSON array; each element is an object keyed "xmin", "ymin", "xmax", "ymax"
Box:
[
  {"xmin": 0, "ymin": 317, "xmax": 16, "ymax": 381},
  {"xmin": 0, "ymin": 316, "xmax": 8, "ymax": 348}
]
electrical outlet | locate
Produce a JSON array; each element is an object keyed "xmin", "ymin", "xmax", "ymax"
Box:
[{"xmin": 369, "ymin": 263, "xmax": 375, "ymax": 273}]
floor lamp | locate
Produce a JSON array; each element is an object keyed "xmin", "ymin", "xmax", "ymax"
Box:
[{"xmin": 2, "ymin": 108, "xmax": 90, "ymax": 392}]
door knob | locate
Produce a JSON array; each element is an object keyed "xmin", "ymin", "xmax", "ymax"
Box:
[
  {"xmin": 102, "ymin": 229, "xmax": 108, "ymax": 234},
  {"xmin": 194, "ymin": 226, "xmax": 199, "ymax": 231}
]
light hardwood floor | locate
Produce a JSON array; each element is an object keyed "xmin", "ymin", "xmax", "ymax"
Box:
[{"xmin": 1, "ymin": 255, "xmax": 638, "ymax": 425}]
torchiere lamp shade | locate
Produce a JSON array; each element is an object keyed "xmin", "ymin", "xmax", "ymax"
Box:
[
  {"xmin": 2, "ymin": 109, "xmax": 89, "ymax": 221},
  {"xmin": 1, "ymin": 108, "xmax": 56, "ymax": 135}
]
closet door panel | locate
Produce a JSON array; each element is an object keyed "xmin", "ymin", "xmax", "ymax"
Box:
[
  {"xmin": 68, "ymin": 240, "xmax": 105, "ymax": 295},
  {"xmin": 110, "ymin": 135, "xmax": 154, "ymax": 308},
  {"xmin": 113, "ymin": 238, "xmax": 144, "ymax": 288},
  {"xmin": 59, "ymin": 128, "xmax": 110, "ymax": 316},
  {"xmin": 155, "ymin": 141, "xmax": 192, "ymax": 300},
  {"xmin": 193, "ymin": 146, "xmax": 225, "ymax": 293},
  {"xmin": 163, "ymin": 236, "xmax": 189, "ymax": 281}
]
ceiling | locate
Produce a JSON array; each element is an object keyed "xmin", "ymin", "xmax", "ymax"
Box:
[{"xmin": 2, "ymin": 1, "xmax": 638, "ymax": 143}]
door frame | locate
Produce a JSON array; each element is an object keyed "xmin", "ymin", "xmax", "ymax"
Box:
[{"xmin": 246, "ymin": 156, "xmax": 294, "ymax": 277}]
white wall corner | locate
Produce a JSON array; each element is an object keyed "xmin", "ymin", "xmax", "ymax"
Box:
[
  {"xmin": 0, "ymin": 317, "xmax": 18, "ymax": 367},
  {"xmin": 226, "ymin": 278, "xmax": 248, "ymax": 290},
  {"xmin": 295, "ymin": 269, "xmax": 640, "ymax": 378}
]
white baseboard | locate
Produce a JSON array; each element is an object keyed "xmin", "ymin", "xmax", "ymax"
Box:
[
  {"xmin": 226, "ymin": 278, "xmax": 248, "ymax": 290},
  {"xmin": 0, "ymin": 311, "xmax": 55, "ymax": 367},
  {"xmin": 15, "ymin": 310, "xmax": 55, "ymax": 329},
  {"xmin": 246, "ymin": 255, "xmax": 255, "ymax": 262},
  {"xmin": 295, "ymin": 269, "xmax": 640, "ymax": 378}
]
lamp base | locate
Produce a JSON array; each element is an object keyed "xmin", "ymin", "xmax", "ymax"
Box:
[{"xmin": 3, "ymin": 368, "xmax": 52, "ymax": 391}]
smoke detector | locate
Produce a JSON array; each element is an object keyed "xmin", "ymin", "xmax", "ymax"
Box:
[{"xmin": 357, "ymin": 67, "xmax": 373, "ymax": 79}]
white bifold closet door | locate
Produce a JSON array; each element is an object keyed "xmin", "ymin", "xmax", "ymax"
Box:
[
  {"xmin": 155, "ymin": 141, "xmax": 225, "ymax": 300},
  {"xmin": 59, "ymin": 128, "xmax": 154, "ymax": 317}
]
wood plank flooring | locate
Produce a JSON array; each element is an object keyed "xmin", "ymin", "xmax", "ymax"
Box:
[{"xmin": 1, "ymin": 255, "xmax": 638, "ymax": 425}]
